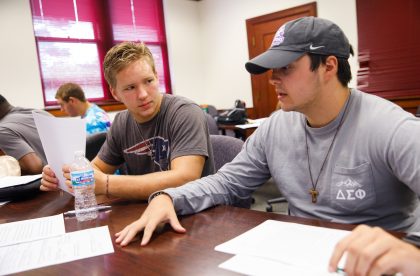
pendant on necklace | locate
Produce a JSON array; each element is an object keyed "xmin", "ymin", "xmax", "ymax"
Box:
[{"xmin": 309, "ymin": 188, "xmax": 319, "ymax": 203}]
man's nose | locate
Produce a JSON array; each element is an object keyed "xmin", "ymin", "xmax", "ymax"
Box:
[{"xmin": 136, "ymin": 87, "xmax": 148, "ymax": 99}]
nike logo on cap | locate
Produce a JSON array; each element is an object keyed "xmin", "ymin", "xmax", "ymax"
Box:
[{"xmin": 309, "ymin": 44, "xmax": 325, "ymax": 50}]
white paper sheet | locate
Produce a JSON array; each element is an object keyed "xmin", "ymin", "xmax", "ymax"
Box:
[
  {"xmin": 0, "ymin": 214, "xmax": 65, "ymax": 247},
  {"xmin": 0, "ymin": 174, "xmax": 42, "ymax": 188},
  {"xmin": 219, "ymin": 254, "xmax": 339, "ymax": 276},
  {"xmin": 215, "ymin": 220, "xmax": 350, "ymax": 273},
  {"xmin": 235, "ymin": 118, "xmax": 267, "ymax": 129},
  {"xmin": 0, "ymin": 226, "xmax": 114, "ymax": 275},
  {"xmin": 33, "ymin": 112, "xmax": 86, "ymax": 193}
]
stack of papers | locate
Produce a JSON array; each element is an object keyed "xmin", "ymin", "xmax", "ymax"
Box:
[
  {"xmin": 0, "ymin": 214, "xmax": 114, "ymax": 274},
  {"xmin": 0, "ymin": 174, "xmax": 41, "ymax": 189},
  {"xmin": 215, "ymin": 220, "xmax": 349, "ymax": 275},
  {"xmin": 235, "ymin": 118, "xmax": 267, "ymax": 129}
]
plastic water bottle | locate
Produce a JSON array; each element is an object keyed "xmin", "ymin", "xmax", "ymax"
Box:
[{"xmin": 70, "ymin": 150, "xmax": 98, "ymax": 221}]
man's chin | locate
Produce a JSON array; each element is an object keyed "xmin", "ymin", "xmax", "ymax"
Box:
[{"xmin": 278, "ymin": 105, "xmax": 294, "ymax": 112}]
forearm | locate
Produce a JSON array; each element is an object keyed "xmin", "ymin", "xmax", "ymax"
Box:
[
  {"xmin": 103, "ymin": 169, "xmax": 200, "ymax": 200},
  {"xmin": 166, "ymin": 163, "xmax": 264, "ymax": 215}
]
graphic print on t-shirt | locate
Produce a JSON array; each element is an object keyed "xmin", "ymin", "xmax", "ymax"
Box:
[
  {"xmin": 330, "ymin": 162, "xmax": 376, "ymax": 212},
  {"xmin": 124, "ymin": 136, "xmax": 170, "ymax": 171}
]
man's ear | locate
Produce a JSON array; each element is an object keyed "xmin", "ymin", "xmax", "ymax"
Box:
[
  {"xmin": 68, "ymin": 97, "xmax": 76, "ymax": 104},
  {"xmin": 109, "ymin": 86, "xmax": 120, "ymax": 102},
  {"xmin": 324, "ymin": 56, "xmax": 338, "ymax": 81}
]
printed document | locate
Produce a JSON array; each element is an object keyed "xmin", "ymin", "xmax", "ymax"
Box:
[
  {"xmin": 0, "ymin": 214, "xmax": 65, "ymax": 247},
  {"xmin": 215, "ymin": 220, "xmax": 349, "ymax": 275},
  {"xmin": 33, "ymin": 112, "xmax": 86, "ymax": 193},
  {"xmin": 0, "ymin": 226, "xmax": 114, "ymax": 275}
]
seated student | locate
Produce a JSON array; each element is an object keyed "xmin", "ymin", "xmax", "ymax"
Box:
[
  {"xmin": 40, "ymin": 42, "xmax": 215, "ymax": 199},
  {"xmin": 329, "ymin": 225, "xmax": 420, "ymax": 276},
  {"xmin": 55, "ymin": 82, "xmax": 111, "ymax": 134},
  {"xmin": 0, "ymin": 94, "xmax": 50, "ymax": 175},
  {"xmin": 113, "ymin": 16, "xmax": 420, "ymax": 247}
]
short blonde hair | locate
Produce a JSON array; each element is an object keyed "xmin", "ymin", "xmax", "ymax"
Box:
[{"xmin": 103, "ymin": 42, "xmax": 156, "ymax": 88}]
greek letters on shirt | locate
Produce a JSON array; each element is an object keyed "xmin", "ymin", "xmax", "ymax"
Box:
[
  {"xmin": 330, "ymin": 162, "xmax": 376, "ymax": 212},
  {"xmin": 335, "ymin": 178, "xmax": 367, "ymax": 200}
]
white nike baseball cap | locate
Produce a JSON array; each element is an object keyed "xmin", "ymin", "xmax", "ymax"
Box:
[{"xmin": 245, "ymin": 16, "xmax": 351, "ymax": 74}]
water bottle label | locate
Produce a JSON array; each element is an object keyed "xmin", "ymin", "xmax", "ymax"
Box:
[{"xmin": 71, "ymin": 169, "xmax": 94, "ymax": 187}]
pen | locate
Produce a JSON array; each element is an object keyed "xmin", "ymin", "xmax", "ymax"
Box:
[{"xmin": 63, "ymin": 205, "xmax": 112, "ymax": 216}]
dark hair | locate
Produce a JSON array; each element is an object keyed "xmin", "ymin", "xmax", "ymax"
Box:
[
  {"xmin": 55, "ymin": 83, "xmax": 86, "ymax": 102},
  {"xmin": 0, "ymin": 94, "xmax": 6, "ymax": 104},
  {"xmin": 308, "ymin": 45, "xmax": 354, "ymax": 87}
]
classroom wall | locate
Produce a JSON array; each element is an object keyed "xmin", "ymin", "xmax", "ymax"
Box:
[
  {"xmin": 0, "ymin": 0, "xmax": 44, "ymax": 109},
  {"xmin": 164, "ymin": 0, "xmax": 358, "ymax": 109},
  {"xmin": 0, "ymin": 0, "xmax": 357, "ymax": 111}
]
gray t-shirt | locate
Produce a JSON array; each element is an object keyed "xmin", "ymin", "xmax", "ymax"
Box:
[
  {"xmin": 165, "ymin": 89, "xmax": 420, "ymax": 231},
  {"xmin": 0, "ymin": 107, "xmax": 49, "ymax": 165},
  {"xmin": 99, "ymin": 94, "xmax": 215, "ymax": 176}
]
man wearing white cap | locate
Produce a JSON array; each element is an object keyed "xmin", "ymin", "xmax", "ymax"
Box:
[{"xmin": 115, "ymin": 17, "xmax": 420, "ymax": 248}]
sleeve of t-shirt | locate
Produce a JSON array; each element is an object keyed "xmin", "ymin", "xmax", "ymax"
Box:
[
  {"xmin": 164, "ymin": 117, "xmax": 273, "ymax": 215},
  {"xmin": 97, "ymin": 113, "xmax": 125, "ymax": 166},
  {"xmin": 0, "ymin": 127, "xmax": 34, "ymax": 160},
  {"xmin": 168, "ymin": 103, "xmax": 210, "ymax": 161},
  {"xmin": 387, "ymin": 117, "xmax": 420, "ymax": 196}
]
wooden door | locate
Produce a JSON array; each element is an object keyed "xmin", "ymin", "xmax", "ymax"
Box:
[{"xmin": 246, "ymin": 3, "xmax": 317, "ymax": 118}]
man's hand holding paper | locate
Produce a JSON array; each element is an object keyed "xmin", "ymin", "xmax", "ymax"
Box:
[{"xmin": 33, "ymin": 112, "xmax": 86, "ymax": 194}]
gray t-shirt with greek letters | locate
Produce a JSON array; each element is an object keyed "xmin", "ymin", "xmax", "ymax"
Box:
[{"xmin": 165, "ymin": 89, "xmax": 420, "ymax": 231}]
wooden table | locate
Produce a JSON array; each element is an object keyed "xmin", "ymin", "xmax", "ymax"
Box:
[{"xmin": 1, "ymin": 192, "xmax": 361, "ymax": 275}]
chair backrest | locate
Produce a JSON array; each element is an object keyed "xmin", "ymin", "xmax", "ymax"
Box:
[
  {"xmin": 85, "ymin": 132, "xmax": 107, "ymax": 161},
  {"xmin": 207, "ymin": 105, "xmax": 218, "ymax": 118},
  {"xmin": 205, "ymin": 113, "xmax": 219, "ymax": 135},
  {"xmin": 210, "ymin": 134, "xmax": 244, "ymax": 171}
]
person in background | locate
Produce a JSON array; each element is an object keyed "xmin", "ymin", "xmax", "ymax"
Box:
[
  {"xmin": 113, "ymin": 16, "xmax": 420, "ymax": 247},
  {"xmin": 40, "ymin": 42, "xmax": 215, "ymax": 199},
  {"xmin": 0, "ymin": 94, "xmax": 49, "ymax": 175},
  {"xmin": 329, "ymin": 225, "xmax": 420, "ymax": 276},
  {"xmin": 55, "ymin": 82, "xmax": 111, "ymax": 134}
]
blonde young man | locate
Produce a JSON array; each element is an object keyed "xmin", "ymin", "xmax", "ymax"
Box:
[
  {"xmin": 55, "ymin": 83, "xmax": 111, "ymax": 134},
  {"xmin": 114, "ymin": 17, "xmax": 420, "ymax": 248},
  {"xmin": 41, "ymin": 42, "xmax": 215, "ymax": 198}
]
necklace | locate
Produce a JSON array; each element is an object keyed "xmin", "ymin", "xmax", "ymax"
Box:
[
  {"xmin": 305, "ymin": 91, "xmax": 351, "ymax": 203},
  {"xmin": 135, "ymin": 112, "xmax": 161, "ymax": 172}
]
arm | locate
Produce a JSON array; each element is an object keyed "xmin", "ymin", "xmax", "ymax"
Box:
[
  {"xmin": 92, "ymin": 155, "xmax": 205, "ymax": 199},
  {"xmin": 0, "ymin": 129, "xmax": 44, "ymax": 175},
  {"xmin": 19, "ymin": 152, "xmax": 44, "ymax": 175},
  {"xmin": 329, "ymin": 225, "xmax": 420, "ymax": 276},
  {"xmin": 40, "ymin": 156, "xmax": 119, "ymax": 192}
]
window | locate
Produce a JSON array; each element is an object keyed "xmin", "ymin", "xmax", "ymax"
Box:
[{"xmin": 30, "ymin": 0, "xmax": 171, "ymax": 106}]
